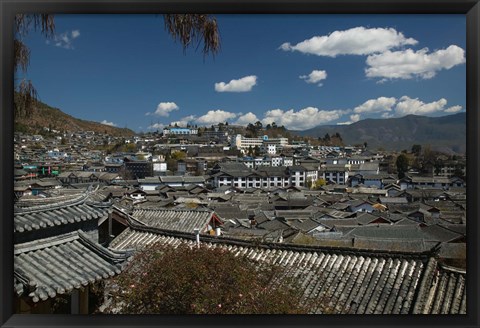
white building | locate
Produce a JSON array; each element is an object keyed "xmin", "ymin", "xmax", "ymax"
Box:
[
  {"xmin": 163, "ymin": 127, "xmax": 198, "ymax": 135},
  {"xmin": 263, "ymin": 144, "xmax": 277, "ymax": 155},
  {"xmin": 235, "ymin": 134, "xmax": 288, "ymax": 153},
  {"xmin": 319, "ymin": 164, "xmax": 350, "ymax": 185},
  {"xmin": 153, "ymin": 162, "xmax": 167, "ymax": 176}
]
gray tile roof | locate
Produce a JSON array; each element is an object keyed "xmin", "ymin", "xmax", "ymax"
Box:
[
  {"xmin": 344, "ymin": 225, "xmax": 426, "ymax": 241},
  {"xmin": 131, "ymin": 208, "xmax": 217, "ymax": 234},
  {"xmin": 420, "ymin": 224, "xmax": 464, "ymax": 242},
  {"xmin": 351, "ymin": 237, "xmax": 433, "ymax": 253},
  {"xmin": 275, "ymin": 210, "xmax": 313, "ymax": 220},
  {"xmin": 378, "ymin": 197, "xmax": 409, "ymax": 204},
  {"xmin": 14, "ymin": 230, "xmax": 132, "ymax": 303},
  {"xmin": 412, "ymin": 260, "xmax": 466, "ymax": 314},
  {"xmin": 287, "ymin": 218, "xmax": 322, "ymax": 232},
  {"xmin": 108, "ymin": 222, "xmax": 464, "ymax": 314},
  {"xmin": 211, "ymin": 204, "xmax": 248, "ymax": 221},
  {"xmin": 231, "ymin": 194, "xmax": 269, "ymax": 203},
  {"xmin": 159, "ymin": 176, "xmax": 184, "ymax": 183},
  {"xmin": 256, "ymin": 218, "xmax": 291, "ymax": 231},
  {"xmin": 14, "ymin": 192, "xmax": 112, "ymax": 233},
  {"xmin": 254, "ymin": 166, "xmax": 289, "ymax": 177}
]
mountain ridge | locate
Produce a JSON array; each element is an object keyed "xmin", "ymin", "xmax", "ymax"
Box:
[
  {"xmin": 14, "ymin": 96, "xmax": 135, "ymax": 137},
  {"xmin": 295, "ymin": 112, "xmax": 466, "ymax": 154}
]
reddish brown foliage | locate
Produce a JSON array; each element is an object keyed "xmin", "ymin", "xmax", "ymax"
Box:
[{"xmin": 105, "ymin": 243, "xmax": 310, "ymax": 314}]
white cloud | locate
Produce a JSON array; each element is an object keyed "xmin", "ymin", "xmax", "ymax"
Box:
[
  {"xmin": 354, "ymin": 97, "xmax": 397, "ymax": 114},
  {"xmin": 337, "ymin": 114, "xmax": 361, "ymax": 125},
  {"xmin": 215, "ymin": 75, "xmax": 257, "ymax": 92},
  {"xmin": 170, "ymin": 115, "xmax": 197, "ymax": 127},
  {"xmin": 71, "ymin": 30, "xmax": 80, "ymax": 38},
  {"xmin": 100, "ymin": 120, "xmax": 117, "ymax": 127},
  {"xmin": 300, "ymin": 70, "xmax": 327, "ymax": 86},
  {"xmin": 444, "ymin": 105, "xmax": 463, "ymax": 113},
  {"xmin": 365, "ymin": 45, "xmax": 465, "ymax": 81},
  {"xmin": 280, "ymin": 27, "xmax": 417, "ymax": 57},
  {"xmin": 350, "ymin": 114, "xmax": 361, "ymax": 122},
  {"xmin": 148, "ymin": 123, "xmax": 165, "ymax": 130},
  {"xmin": 234, "ymin": 112, "xmax": 259, "ymax": 126},
  {"xmin": 261, "ymin": 107, "xmax": 350, "ymax": 130},
  {"xmin": 149, "ymin": 102, "xmax": 179, "ymax": 117},
  {"xmin": 196, "ymin": 110, "xmax": 237, "ymax": 125},
  {"xmin": 47, "ymin": 30, "xmax": 81, "ymax": 49},
  {"xmin": 351, "ymin": 96, "xmax": 463, "ymax": 118},
  {"xmin": 394, "ymin": 96, "xmax": 461, "ymax": 116}
]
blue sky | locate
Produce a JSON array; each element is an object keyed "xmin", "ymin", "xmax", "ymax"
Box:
[{"xmin": 19, "ymin": 14, "xmax": 466, "ymax": 132}]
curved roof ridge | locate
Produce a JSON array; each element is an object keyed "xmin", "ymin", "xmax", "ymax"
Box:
[
  {"xmin": 438, "ymin": 263, "xmax": 466, "ymax": 274},
  {"xmin": 124, "ymin": 217, "xmax": 437, "ymax": 261},
  {"xmin": 14, "ymin": 191, "xmax": 89, "ymax": 214}
]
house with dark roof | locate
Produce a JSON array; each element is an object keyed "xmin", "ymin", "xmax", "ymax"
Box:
[
  {"xmin": 128, "ymin": 208, "xmax": 223, "ymax": 236},
  {"xmin": 347, "ymin": 199, "xmax": 376, "ymax": 213},
  {"xmin": 13, "ymin": 189, "xmax": 132, "ymax": 314},
  {"xmin": 399, "ymin": 176, "xmax": 465, "ymax": 190}
]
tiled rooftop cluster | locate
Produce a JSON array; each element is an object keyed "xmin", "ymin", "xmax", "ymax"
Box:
[
  {"xmin": 108, "ymin": 219, "xmax": 465, "ymax": 314},
  {"xmin": 13, "ymin": 189, "xmax": 133, "ymax": 310},
  {"xmin": 13, "ymin": 127, "xmax": 467, "ymax": 314},
  {"xmin": 14, "ymin": 230, "xmax": 132, "ymax": 303}
]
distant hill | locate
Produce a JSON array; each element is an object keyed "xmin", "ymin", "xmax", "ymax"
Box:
[
  {"xmin": 296, "ymin": 113, "xmax": 466, "ymax": 154},
  {"xmin": 14, "ymin": 96, "xmax": 135, "ymax": 137}
]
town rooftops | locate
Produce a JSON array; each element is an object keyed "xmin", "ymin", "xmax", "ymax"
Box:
[
  {"xmin": 14, "ymin": 230, "xmax": 132, "ymax": 303},
  {"xmin": 130, "ymin": 208, "xmax": 222, "ymax": 234},
  {"xmin": 159, "ymin": 176, "xmax": 206, "ymax": 184},
  {"xmin": 108, "ymin": 219, "xmax": 464, "ymax": 314},
  {"xmin": 14, "ymin": 191, "xmax": 112, "ymax": 234}
]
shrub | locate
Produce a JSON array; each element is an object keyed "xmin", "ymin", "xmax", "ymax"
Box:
[{"xmin": 104, "ymin": 243, "xmax": 310, "ymax": 314}]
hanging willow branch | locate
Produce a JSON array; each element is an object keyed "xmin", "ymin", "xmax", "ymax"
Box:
[
  {"xmin": 163, "ymin": 14, "xmax": 221, "ymax": 57},
  {"xmin": 14, "ymin": 14, "xmax": 55, "ymax": 117}
]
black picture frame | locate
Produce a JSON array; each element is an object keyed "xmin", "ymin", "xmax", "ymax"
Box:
[{"xmin": 1, "ymin": 1, "xmax": 478, "ymax": 327}]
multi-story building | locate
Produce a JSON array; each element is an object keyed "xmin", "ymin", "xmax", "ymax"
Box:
[
  {"xmin": 434, "ymin": 160, "xmax": 466, "ymax": 178},
  {"xmin": 240, "ymin": 157, "xmax": 272, "ymax": 169},
  {"xmin": 123, "ymin": 158, "xmax": 153, "ymax": 179},
  {"xmin": 260, "ymin": 143, "xmax": 278, "ymax": 155},
  {"xmin": 209, "ymin": 163, "xmax": 311, "ymax": 189},
  {"xmin": 398, "ymin": 176, "xmax": 465, "ymax": 190},
  {"xmin": 288, "ymin": 166, "xmax": 307, "ymax": 187},
  {"xmin": 235, "ymin": 134, "xmax": 288, "ymax": 153},
  {"xmin": 319, "ymin": 164, "xmax": 350, "ymax": 185},
  {"xmin": 201, "ymin": 130, "xmax": 229, "ymax": 143},
  {"xmin": 163, "ymin": 127, "xmax": 198, "ymax": 136}
]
